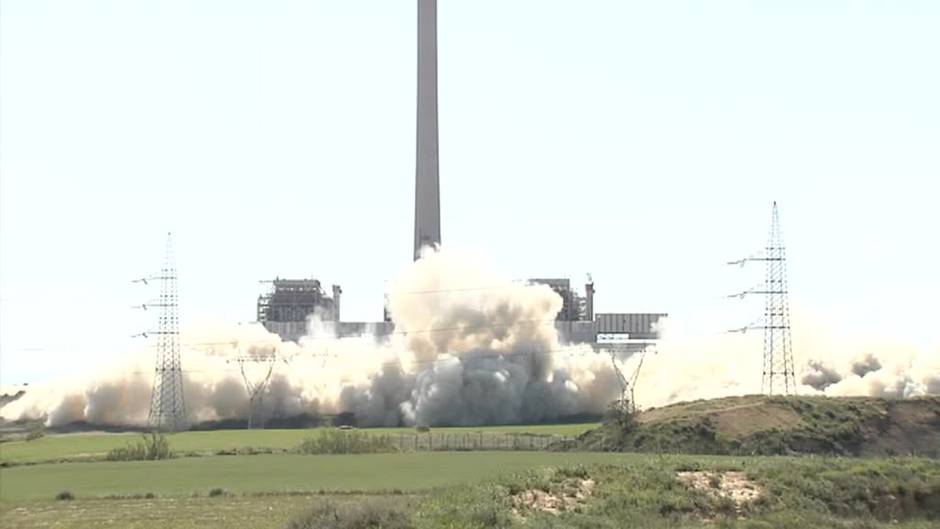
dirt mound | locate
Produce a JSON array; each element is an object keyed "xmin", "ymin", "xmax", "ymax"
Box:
[{"xmin": 574, "ymin": 395, "xmax": 940, "ymax": 457}]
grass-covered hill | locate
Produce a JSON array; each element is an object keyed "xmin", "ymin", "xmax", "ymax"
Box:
[{"xmin": 574, "ymin": 395, "xmax": 940, "ymax": 457}]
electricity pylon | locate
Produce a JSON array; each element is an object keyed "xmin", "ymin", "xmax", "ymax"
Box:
[
  {"xmin": 728, "ymin": 202, "xmax": 796, "ymax": 395},
  {"xmin": 138, "ymin": 233, "xmax": 188, "ymax": 431}
]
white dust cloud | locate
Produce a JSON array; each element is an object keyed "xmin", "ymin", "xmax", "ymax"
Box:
[
  {"xmin": 619, "ymin": 312, "xmax": 939, "ymax": 410},
  {"xmin": 2, "ymin": 250, "xmax": 938, "ymax": 428},
  {"xmin": 1, "ymin": 250, "xmax": 620, "ymax": 428}
]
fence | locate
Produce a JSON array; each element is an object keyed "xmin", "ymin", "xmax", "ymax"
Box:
[{"xmin": 384, "ymin": 432, "xmax": 574, "ymax": 452}]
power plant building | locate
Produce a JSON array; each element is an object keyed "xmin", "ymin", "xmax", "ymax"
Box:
[{"xmin": 259, "ymin": 277, "xmax": 665, "ymax": 354}]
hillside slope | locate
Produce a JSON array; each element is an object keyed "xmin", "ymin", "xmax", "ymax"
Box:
[{"xmin": 575, "ymin": 395, "xmax": 940, "ymax": 457}]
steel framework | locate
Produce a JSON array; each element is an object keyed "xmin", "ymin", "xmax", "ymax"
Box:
[
  {"xmin": 608, "ymin": 348, "xmax": 651, "ymax": 413},
  {"xmin": 728, "ymin": 202, "xmax": 796, "ymax": 395},
  {"xmin": 145, "ymin": 233, "xmax": 189, "ymax": 431},
  {"xmin": 232, "ymin": 349, "xmax": 278, "ymax": 429}
]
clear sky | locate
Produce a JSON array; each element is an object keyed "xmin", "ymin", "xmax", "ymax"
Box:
[{"xmin": 2, "ymin": 0, "xmax": 938, "ymax": 385}]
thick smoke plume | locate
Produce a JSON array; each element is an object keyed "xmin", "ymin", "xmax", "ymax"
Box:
[{"xmin": 1, "ymin": 251, "xmax": 620, "ymax": 428}]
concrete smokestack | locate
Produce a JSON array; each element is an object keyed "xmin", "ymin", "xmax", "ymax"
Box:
[{"xmin": 414, "ymin": 0, "xmax": 441, "ymax": 260}]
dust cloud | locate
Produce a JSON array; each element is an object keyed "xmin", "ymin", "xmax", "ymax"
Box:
[
  {"xmin": 1, "ymin": 250, "xmax": 620, "ymax": 428},
  {"xmin": 2, "ymin": 250, "xmax": 937, "ymax": 428},
  {"xmin": 618, "ymin": 313, "xmax": 939, "ymax": 410}
]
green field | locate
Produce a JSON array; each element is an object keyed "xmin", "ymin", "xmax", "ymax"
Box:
[
  {"xmin": 0, "ymin": 495, "xmax": 330, "ymax": 529},
  {"xmin": 0, "ymin": 424, "xmax": 597, "ymax": 464},
  {"xmin": 0, "ymin": 452, "xmax": 628, "ymax": 502},
  {"xmin": 3, "ymin": 403, "xmax": 938, "ymax": 529},
  {"xmin": 2, "ymin": 452, "xmax": 938, "ymax": 529}
]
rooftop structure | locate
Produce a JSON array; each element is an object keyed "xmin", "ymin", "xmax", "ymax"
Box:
[{"xmin": 256, "ymin": 279, "xmax": 341, "ymax": 324}]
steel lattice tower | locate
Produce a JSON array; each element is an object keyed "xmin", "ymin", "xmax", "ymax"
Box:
[
  {"xmin": 728, "ymin": 202, "xmax": 796, "ymax": 395},
  {"xmin": 760, "ymin": 203, "xmax": 795, "ymax": 395},
  {"xmin": 148, "ymin": 233, "xmax": 188, "ymax": 431}
]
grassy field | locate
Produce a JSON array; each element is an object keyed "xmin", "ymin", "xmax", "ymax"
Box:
[
  {"xmin": 0, "ymin": 452, "xmax": 630, "ymax": 502},
  {"xmin": 3, "ymin": 399, "xmax": 939, "ymax": 529},
  {"xmin": 419, "ymin": 454, "xmax": 940, "ymax": 529},
  {"xmin": 0, "ymin": 495, "xmax": 335, "ymax": 529},
  {"xmin": 0, "ymin": 423, "xmax": 596, "ymax": 464},
  {"xmin": 2, "ymin": 453, "xmax": 938, "ymax": 529}
]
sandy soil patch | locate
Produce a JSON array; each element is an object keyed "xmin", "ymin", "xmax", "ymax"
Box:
[
  {"xmin": 511, "ymin": 478, "xmax": 595, "ymax": 516},
  {"xmin": 677, "ymin": 471, "xmax": 762, "ymax": 513}
]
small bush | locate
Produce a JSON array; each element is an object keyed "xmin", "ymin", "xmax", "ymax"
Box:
[
  {"xmin": 106, "ymin": 432, "xmax": 172, "ymax": 461},
  {"xmin": 103, "ymin": 492, "xmax": 157, "ymax": 500},
  {"xmin": 604, "ymin": 402, "xmax": 637, "ymax": 432},
  {"xmin": 286, "ymin": 498, "xmax": 412, "ymax": 529},
  {"xmin": 208, "ymin": 487, "xmax": 227, "ymax": 497},
  {"xmin": 296, "ymin": 429, "xmax": 397, "ymax": 455},
  {"xmin": 25, "ymin": 426, "xmax": 46, "ymax": 442},
  {"xmin": 55, "ymin": 490, "xmax": 75, "ymax": 501}
]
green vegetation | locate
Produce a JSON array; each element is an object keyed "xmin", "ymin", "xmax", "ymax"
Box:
[
  {"xmin": 0, "ymin": 452, "xmax": 632, "ymax": 502},
  {"xmin": 0, "ymin": 423, "xmax": 597, "ymax": 464},
  {"xmin": 1, "ymin": 444, "xmax": 938, "ymax": 528},
  {"xmin": 287, "ymin": 498, "xmax": 412, "ymax": 529},
  {"xmin": 24, "ymin": 424, "xmax": 45, "ymax": 442},
  {"xmin": 0, "ymin": 494, "xmax": 330, "ymax": 529},
  {"xmin": 576, "ymin": 395, "xmax": 940, "ymax": 457},
  {"xmin": 3, "ymin": 398, "xmax": 939, "ymax": 529},
  {"xmin": 13, "ymin": 454, "xmax": 921, "ymax": 529},
  {"xmin": 104, "ymin": 432, "xmax": 172, "ymax": 461},
  {"xmin": 413, "ymin": 456, "xmax": 940, "ymax": 529},
  {"xmin": 296, "ymin": 429, "xmax": 397, "ymax": 455}
]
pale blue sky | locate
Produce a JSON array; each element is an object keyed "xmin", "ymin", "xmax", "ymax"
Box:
[{"xmin": 2, "ymin": 1, "xmax": 938, "ymax": 384}]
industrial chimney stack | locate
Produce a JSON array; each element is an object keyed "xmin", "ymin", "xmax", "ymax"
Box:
[{"xmin": 414, "ymin": 0, "xmax": 441, "ymax": 260}]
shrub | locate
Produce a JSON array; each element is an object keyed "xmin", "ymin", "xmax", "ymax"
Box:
[
  {"xmin": 208, "ymin": 488, "xmax": 227, "ymax": 497},
  {"xmin": 25, "ymin": 425, "xmax": 46, "ymax": 442},
  {"xmin": 286, "ymin": 498, "xmax": 412, "ymax": 529},
  {"xmin": 106, "ymin": 432, "xmax": 172, "ymax": 461},
  {"xmin": 296, "ymin": 429, "xmax": 396, "ymax": 455},
  {"xmin": 55, "ymin": 490, "xmax": 75, "ymax": 501},
  {"xmin": 604, "ymin": 402, "xmax": 636, "ymax": 432}
]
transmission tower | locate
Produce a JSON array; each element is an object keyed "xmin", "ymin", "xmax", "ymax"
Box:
[
  {"xmin": 140, "ymin": 233, "xmax": 188, "ymax": 431},
  {"xmin": 230, "ymin": 348, "xmax": 278, "ymax": 429},
  {"xmin": 608, "ymin": 348, "xmax": 652, "ymax": 414},
  {"xmin": 728, "ymin": 202, "xmax": 796, "ymax": 395}
]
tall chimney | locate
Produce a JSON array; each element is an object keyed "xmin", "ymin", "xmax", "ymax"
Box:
[
  {"xmin": 331, "ymin": 284, "xmax": 342, "ymax": 322},
  {"xmin": 584, "ymin": 280, "xmax": 595, "ymax": 322},
  {"xmin": 414, "ymin": 0, "xmax": 441, "ymax": 260}
]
